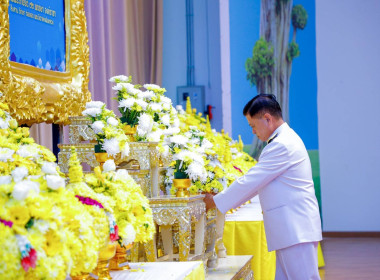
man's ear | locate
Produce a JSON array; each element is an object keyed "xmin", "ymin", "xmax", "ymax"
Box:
[{"xmin": 263, "ymin": 112, "xmax": 272, "ymax": 123}]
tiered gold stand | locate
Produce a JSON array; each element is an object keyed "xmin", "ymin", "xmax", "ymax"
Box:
[
  {"xmin": 58, "ymin": 143, "xmax": 98, "ymax": 173},
  {"xmin": 92, "ymin": 242, "xmax": 117, "ymax": 280},
  {"xmin": 149, "ymin": 195, "xmax": 206, "ymax": 262}
]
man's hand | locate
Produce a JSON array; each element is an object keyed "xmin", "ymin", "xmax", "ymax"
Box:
[{"xmin": 204, "ymin": 193, "xmax": 216, "ymax": 212}]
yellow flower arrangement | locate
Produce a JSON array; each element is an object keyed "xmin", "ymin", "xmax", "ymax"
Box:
[
  {"xmin": 0, "ymin": 100, "xmax": 106, "ymax": 279},
  {"xmin": 84, "ymin": 163, "xmax": 155, "ymax": 246}
]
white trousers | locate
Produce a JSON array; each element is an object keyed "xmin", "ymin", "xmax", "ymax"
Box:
[{"xmin": 275, "ymin": 241, "xmax": 320, "ymax": 280}]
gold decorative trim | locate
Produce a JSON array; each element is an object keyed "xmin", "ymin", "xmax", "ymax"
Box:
[
  {"xmin": 0, "ymin": 0, "xmax": 91, "ymax": 125},
  {"xmin": 232, "ymin": 256, "xmax": 254, "ymax": 280}
]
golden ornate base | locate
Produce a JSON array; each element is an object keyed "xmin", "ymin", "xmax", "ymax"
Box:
[
  {"xmin": 92, "ymin": 242, "xmax": 117, "ymax": 280},
  {"xmin": 108, "ymin": 243, "xmax": 133, "ymax": 271}
]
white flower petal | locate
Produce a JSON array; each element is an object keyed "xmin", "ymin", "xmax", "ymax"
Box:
[{"xmin": 103, "ymin": 159, "xmax": 116, "ymax": 172}]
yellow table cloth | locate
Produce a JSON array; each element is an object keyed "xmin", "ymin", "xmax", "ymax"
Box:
[{"xmin": 223, "ymin": 198, "xmax": 325, "ymax": 280}]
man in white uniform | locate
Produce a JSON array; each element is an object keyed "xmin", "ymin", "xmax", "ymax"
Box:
[{"xmin": 204, "ymin": 94, "xmax": 322, "ymax": 280}]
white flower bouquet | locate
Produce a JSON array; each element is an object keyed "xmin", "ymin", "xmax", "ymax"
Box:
[{"xmin": 82, "ymin": 101, "xmax": 129, "ymax": 157}]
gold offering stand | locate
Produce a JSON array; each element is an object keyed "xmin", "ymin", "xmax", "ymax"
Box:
[
  {"xmin": 58, "ymin": 116, "xmax": 98, "ymax": 174},
  {"xmin": 148, "ymin": 195, "xmax": 207, "ymax": 263},
  {"xmin": 58, "ymin": 143, "xmax": 98, "ymax": 173},
  {"xmin": 113, "ymin": 141, "xmax": 159, "ymax": 198},
  {"xmin": 68, "ymin": 116, "xmax": 97, "ymax": 144}
]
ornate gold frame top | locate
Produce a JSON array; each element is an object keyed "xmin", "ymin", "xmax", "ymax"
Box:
[{"xmin": 0, "ymin": 0, "xmax": 91, "ymax": 125}]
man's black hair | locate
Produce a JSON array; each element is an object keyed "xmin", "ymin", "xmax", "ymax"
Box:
[{"xmin": 243, "ymin": 93, "xmax": 282, "ymax": 119}]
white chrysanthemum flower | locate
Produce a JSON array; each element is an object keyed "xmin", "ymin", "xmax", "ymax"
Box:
[
  {"xmin": 41, "ymin": 162, "xmax": 58, "ymax": 175},
  {"xmin": 112, "ymin": 84, "xmax": 124, "ymax": 91},
  {"xmin": 147, "ymin": 130, "xmax": 163, "ymax": 142},
  {"xmin": 82, "ymin": 107, "xmax": 102, "ymax": 117},
  {"xmin": 161, "ymin": 144, "xmax": 170, "ymax": 158},
  {"xmin": 125, "ymin": 85, "xmax": 142, "ymax": 96},
  {"xmin": 172, "ymin": 117, "xmax": 180, "ymax": 128},
  {"xmin": 160, "ymin": 96, "xmax": 172, "ymax": 105},
  {"xmin": 230, "ymin": 147, "xmax": 239, "ymax": 155},
  {"xmin": 109, "ymin": 75, "xmax": 129, "ymax": 82},
  {"xmin": 137, "ymin": 113, "xmax": 153, "ymax": 135},
  {"xmin": 16, "ymin": 145, "xmax": 40, "ymax": 160},
  {"xmin": 209, "ymin": 159, "xmax": 223, "ymax": 169},
  {"xmin": 0, "ymin": 148, "xmax": 15, "ymax": 162},
  {"xmin": 115, "ymin": 169, "xmax": 129, "ymax": 181},
  {"xmin": 12, "ymin": 180, "xmax": 40, "ymax": 200},
  {"xmin": 103, "ymin": 159, "xmax": 116, "ymax": 172},
  {"xmin": 122, "ymin": 224, "xmax": 136, "ymax": 246},
  {"xmin": 33, "ymin": 220, "xmax": 50, "ymax": 234},
  {"xmin": 121, "ymin": 143, "xmax": 130, "ymax": 158},
  {"xmin": 91, "ymin": 120, "xmax": 105, "ymax": 134},
  {"xmin": 46, "ymin": 175, "xmax": 65, "ymax": 190},
  {"xmin": 163, "ymin": 127, "xmax": 180, "ymax": 136},
  {"xmin": 107, "ymin": 117, "xmax": 119, "ymax": 127},
  {"xmin": 176, "ymin": 105, "xmax": 184, "ymax": 111},
  {"xmin": 201, "ymin": 139, "xmax": 213, "ymax": 150},
  {"xmin": 186, "ymin": 162, "xmax": 208, "ymax": 183},
  {"xmin": 160, "ymin": 114, "xmax": 171, "ymax": 126},
  {"xmin": 190, "ymin": 138, "xmax": 201, "ymax": 146},
  {"xmin": 173, "ymin": 150, "xmax": 198, "ymax": 164},
  {"xmin": 138, "ymin": 90, "xmax": 155, "ymax": 101},
  {"xmin": 0, "ymin": 118, "xmax": 9, "ymax": 129},
  {"xmin": 0, "ymin": 175, "xmax": 12, "ymax": 185},
  {"xmin": 169, "ymin": 135, "xmax": 189, "ymax": 146},
  {"xmin": 11, "ymin": 166, "xmax": 29, "ymax": 183},
  {"xmin": 86, "ymin": 101, "xmax": 104, "ymax": 109},
  {"xmin": 148, "ymin": 103, "xmax": 162, "ymax": 112},
  {"xmin": 162, "ymin": 103, "xmax": 171, "ymax": 111},
  {"xmin": 143, "ymin": 84, "xmax": 160, "ymax": 90},
  {"xmin": 208, "ymin": 171, "xmax": 215, "ymax": 180},
  {"xmin": 102, "ymin": 138, "xmax": 120, "ymax": 156},
  {"xmin": 118, "ymin": 98, "xmax": 136, "ymax": 111},
  {"xmin": 135, "ymin": 99, "xmax": 148, "ymax": 110}
]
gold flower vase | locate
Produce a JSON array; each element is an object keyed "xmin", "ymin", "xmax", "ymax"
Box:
[
  {"xmin": 92, "ymin": 242, "xmax": 117, "ymax": 280},
  {"xmin": 123, "ymin": 124, "xmax": 137, "ymax": 141},
  {"xmin": 94, "ymin": 152, "xmax": 110, "ymax": 168},
  {"xmin": 109, "ymin": 243, "xmax": 133, "ymax": 271},
  {"xmin": 173, "ymin": 178, "xmax": 191, "ymax": 197}
]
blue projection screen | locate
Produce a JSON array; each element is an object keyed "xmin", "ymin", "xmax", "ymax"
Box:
[{"xmin": 8, "ymin": 0, "xmax": 66, "ymax": 72}]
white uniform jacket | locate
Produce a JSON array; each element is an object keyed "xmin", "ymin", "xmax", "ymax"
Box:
[{"xmin": 214, "ymin": 123, "xmax": 322, "ymax": 251}]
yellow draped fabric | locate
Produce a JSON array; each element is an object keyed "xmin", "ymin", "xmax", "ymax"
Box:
[
  {"xmin": 184, "ymin": 262, "xmax": 205, "ymax": 280},
  {"xmin": 223, "ymin": 220, "xmax": 325, "ymax": 280},
  {"xmin": 224, "ymin": 220, "xmax": 276, "ymax": 280}
]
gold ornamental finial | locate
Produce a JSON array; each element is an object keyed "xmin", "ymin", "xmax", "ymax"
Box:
[
  {"xmin": 68, "ymin": 147, "xmax": 83, "ymax": 184},
  {"xmin": 186, "ymin": 97, "xmax": 192, "ymax": 114},
  {"xmin": 238, "ymin": 135, "xmax": 244, "ymax": 152},
  {"xmin": 205, "ymin": 115, "xmax": 212, "ymax": 134},
  {"xmin": 224, "ymin": 139, "xmax": 232, "ymax": 163}
]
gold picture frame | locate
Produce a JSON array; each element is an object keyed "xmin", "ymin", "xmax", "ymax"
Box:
[{"xmin": 0, "ymin": 0, "xmax": 91, "ymax": 126}]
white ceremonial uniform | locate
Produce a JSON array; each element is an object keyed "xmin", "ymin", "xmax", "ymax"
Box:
[{"xmin": 214, "ymin": 123, "xmax": 322, "ymax": 279}]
